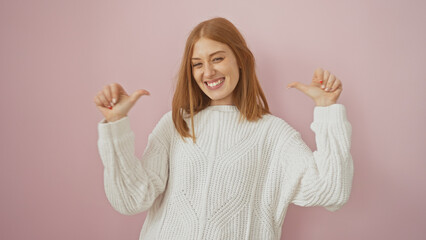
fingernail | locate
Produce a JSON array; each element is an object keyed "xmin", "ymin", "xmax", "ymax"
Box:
[
  {"xmin": 110, "ymin": 102, "xmax": 114, "ymax": 106},
  {"xmin": 320, "ymin": 80, "xmax": 323, "ymax": 84},
  {"xmin": 321, "ymin": 85, "xmax": 325, "ymax": 88},
  {"xmin": 108, "ymin": 106, "xmax": 112, "ymax": 110},
  {"xmin": 325, "ymin": 88, "xmax": 329, "ymax": 91},
  {"xmin": 112, "ymin": 98, "xmax": 117, "ymax": 104}
]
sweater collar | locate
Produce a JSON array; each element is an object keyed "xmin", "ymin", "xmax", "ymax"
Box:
[{"xmin": 204, "ymin": 105, "xmax": 239, "ymax": 112}]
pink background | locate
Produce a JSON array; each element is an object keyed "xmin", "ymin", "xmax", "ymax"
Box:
[{"xmin": 1, "ymin": 0, "xmax": 425, "ymax": 239}]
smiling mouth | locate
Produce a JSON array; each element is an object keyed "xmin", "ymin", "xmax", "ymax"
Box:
[{"xmin": 204, "ymin": 77, "xmax": 225, "ymax": 87}]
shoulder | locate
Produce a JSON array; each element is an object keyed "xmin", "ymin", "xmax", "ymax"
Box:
[
  {"xmin": 259, "ymin": 113, "xmax": 298, "ymax": 135},
  {"xmin": 253, "ymin": 113, "xmax": 301, "ymax": 148},
  {"xmin": 158, "ymin": 110, "xmax": 173, "ymax": 125},
  {"xmin": 151, "ymin": 110, "xmax": 174, "ymax": 144}
]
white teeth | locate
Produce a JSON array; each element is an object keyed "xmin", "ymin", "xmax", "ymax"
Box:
[{"xmin": 207, "ymin": 78, "xmax": 224, "ymax": 87}]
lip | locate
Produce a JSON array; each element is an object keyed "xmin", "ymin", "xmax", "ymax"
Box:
[
  {"xmin": 204, "ymin": 77, "xmax": 225, "ymax": 90},
  {"xmin": 204, "ymin": 77, "xmax": 225, "ymax": 83}
]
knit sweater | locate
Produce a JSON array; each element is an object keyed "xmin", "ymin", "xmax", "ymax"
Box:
[{"xmin": 97, "ymin": 103, "xmax": 353, "ymax": 240}]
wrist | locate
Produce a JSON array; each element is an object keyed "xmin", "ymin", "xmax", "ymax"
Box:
[
  {"xmin": 315, "ymin": 100, "xmax": 336, "ymax": 107},
  {"xmin": 106, "ymin": 115, "xmax": 127, "ymax": 123}
]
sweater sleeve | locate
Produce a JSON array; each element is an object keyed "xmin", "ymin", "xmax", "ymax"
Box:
[
  {"xmin": 96, "ymin": 112, "xmax": 171, "ymax": 215},
  {"xmin": 284, "ymin": 104, "xmax": 353, "ymax": 212}
]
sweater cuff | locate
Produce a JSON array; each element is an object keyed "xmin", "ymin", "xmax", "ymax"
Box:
[
  {"xmin": 313, "ymin": 103, "xmax": 348, "ymax": 122},
  {"xmin": 97, "ymin": 116, "xmax": 132, "ymax": 140}
]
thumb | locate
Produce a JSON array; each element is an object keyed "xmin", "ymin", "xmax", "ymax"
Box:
[
  {"xmin": 287, "ymin": 82, "xmax": 308, "ymax": 93},
  {"xmin": 130, "ymin": 89, "xmax": 150, "ymax": 102}
]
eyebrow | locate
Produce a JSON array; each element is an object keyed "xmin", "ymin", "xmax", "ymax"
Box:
[{"xmin": 191, "ymin": 50, "xmax": 226, "ymax": 60}]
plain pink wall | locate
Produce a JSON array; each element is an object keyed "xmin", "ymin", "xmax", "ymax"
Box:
[{"xmin": 1, "ymin": 0, "xmax": 425, "ymax": 239}]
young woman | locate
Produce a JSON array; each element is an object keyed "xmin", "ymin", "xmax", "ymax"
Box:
[{"xmin": 94, "ymin": 17, "xmax": 353, "ymax": 240}]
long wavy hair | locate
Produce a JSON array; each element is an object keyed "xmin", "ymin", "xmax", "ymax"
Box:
[{"xmin": 172, "ymin": 17, "xmax": 270, "ymax": 143}]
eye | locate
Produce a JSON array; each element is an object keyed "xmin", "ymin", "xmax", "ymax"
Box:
[
  {"xmin": 213, "ymin": 57, "xmax": 224, "ymax": 62},
  {"xmin": 192, "ymin": 63, "xmax": 202, "ymax": 68}
]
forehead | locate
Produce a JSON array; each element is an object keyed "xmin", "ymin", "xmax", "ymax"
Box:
[{"xmin": 192, "ymin": 38, "xmax": 230, "ymax": 57}]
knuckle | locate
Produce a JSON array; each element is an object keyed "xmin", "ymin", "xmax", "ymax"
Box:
[{"xmin": 103, "ymin": 90, "xmax": 110, "ymax": 97}]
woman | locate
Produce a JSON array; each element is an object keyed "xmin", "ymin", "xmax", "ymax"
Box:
[{"xmin": 94, "ymin": 17, "xmax": 353, "ymax": 240}]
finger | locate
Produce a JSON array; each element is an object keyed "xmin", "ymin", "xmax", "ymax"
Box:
[
  {"xmin": 113, "ymin": 83, "xmax": 128, "ymax": 96},
  {"xmin": 287, "ymin": 81, "xmax": 308, "ymax": 93},
  {"xmin": 313, "ymin": 68, "xmax": 324, "ymax": 83},
  {"xmin": 98, "ymin": 92, "xmax": 112, "ymax": 108},
  {"xmin": 325, "ymin": 74, "xmax": 336, "ymax": 91},
  {"xmin": 103, "ymin": 85, "xmax": 113, "ymax": 106},
  {"xmin": 330, "ymin": 78, "xmax": 341, "ymax": 91},
  {"xmin": 322, "ymin": 70, "xmax": 330, "ymax": 89},
  {"xmin": 334, "ymin": 85, "xmax": 343, "ymax": 95},
  {"xmin": 94, "ymin": 95, "xmax": 107, "ymax": 108},
  {"xmin": 110, "ymin": 83, "xmax": 120, "ymax": 104},
  {"xmin": 93, "ymin": 95, "xmax": 102, "ymax": 107},
  {"xmin": 130, "ymin": 89, "xmax": 151, "ymax": 102},
  {"xmin": 140, "ymin": 89, "xmax": 150, "ymax": 96}
]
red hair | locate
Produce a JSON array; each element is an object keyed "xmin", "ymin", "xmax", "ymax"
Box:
[{"xmin": 172, "ymin": 17, "xmax": 270, "ymax": 143}]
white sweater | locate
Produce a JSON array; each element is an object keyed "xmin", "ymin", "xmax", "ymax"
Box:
[{"xmin": 97, "ymin": 104, "xmax": 353, "ymax": 240}]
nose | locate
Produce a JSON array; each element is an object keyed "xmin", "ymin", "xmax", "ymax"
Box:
[{"xmin": 203, "ymin": 63, "xmax": 216, "ymax": 78}]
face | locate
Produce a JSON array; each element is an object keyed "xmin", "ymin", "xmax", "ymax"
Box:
[{"xmin": 191, "ymin": 37, "xmax": 240, "ymax": 106}]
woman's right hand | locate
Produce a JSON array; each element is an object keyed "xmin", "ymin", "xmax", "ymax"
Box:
[{"xmin": 93, "ymin": 83, "xmax": 150, "ymax": 122}]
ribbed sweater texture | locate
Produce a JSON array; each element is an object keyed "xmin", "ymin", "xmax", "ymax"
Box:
[{"xmin": 97, "ymin": 104, "xmax": 353, "ymax": 240}]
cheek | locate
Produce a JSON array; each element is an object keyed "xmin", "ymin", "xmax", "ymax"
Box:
[
  {"xmin": 192, "ymin": 71, "xmax": 204, "ymax": 88},
  {"xmin": 230, "ymin": 66, "xmax": 240, "ymax": 83},
  {"xmin": 194, "ymin": 70, "xmax": 203, "ymax": 82},
  {"xmin": 191, "ymin": 70, "xmax": 200, "ymax": 82},
  {"xmin": 224, "ymin": 59, "xmax": 240, "ymax": 81}
]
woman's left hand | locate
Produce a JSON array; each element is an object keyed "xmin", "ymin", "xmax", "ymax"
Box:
[{"xmin": 287, "ymin": 68, "xmax": 343, "ymax": 107}]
